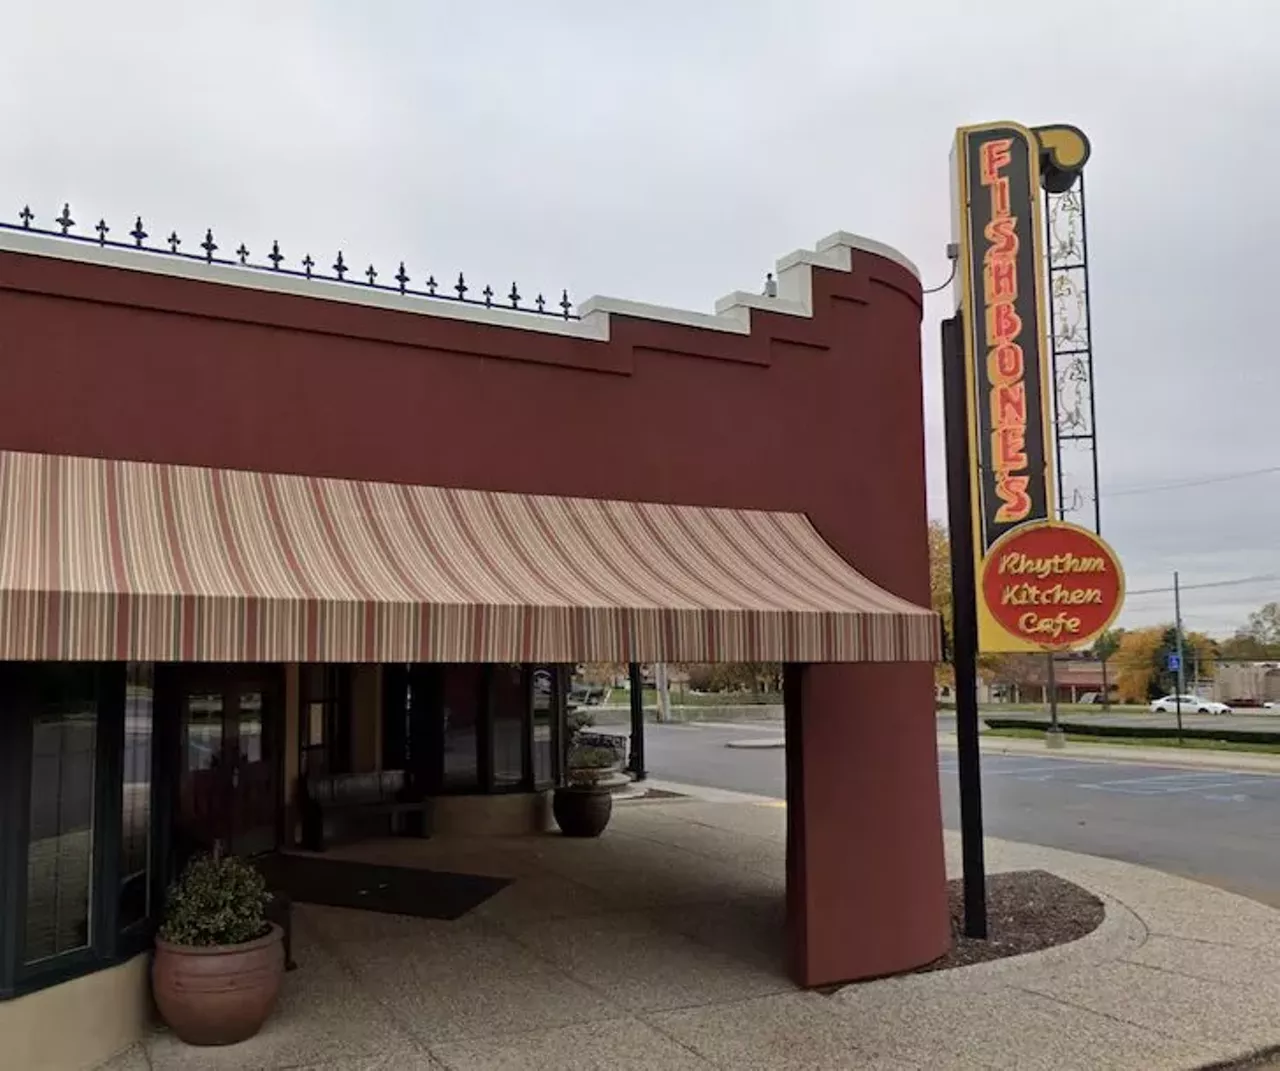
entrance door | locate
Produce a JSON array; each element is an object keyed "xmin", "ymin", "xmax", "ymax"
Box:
[{"xmin": 172, "ymin": 665, "xmax": 281, "ymax": 859}]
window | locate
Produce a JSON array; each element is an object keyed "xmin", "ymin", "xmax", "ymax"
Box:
[
  {"xmin": 441, "ymin": 665, "xmax": 483, "ymax": 792},
  {"xmin": 532, "ymin": 666, "xmax": 556, "ymax": 786},
  {"xmin": 118, "ymin": 663, "xmax": 154, "ymax": 932},
  {"xmin": 23, "ymin": 666, "xmax": 100, "ymax": 965},
  {"xmin": 490, "ymin": 665, "xmax": 527, "ymax": 789},
  {"xmin": 300, "ymin": 665, "xmax": 352, "ymax": 777},
  {"xmin": 0, "ymin": 662, "xmax": 167, "ymax": 999}
]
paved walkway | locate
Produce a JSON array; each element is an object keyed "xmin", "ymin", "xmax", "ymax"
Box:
[{"xmin": 104, "ymin": 793, "xmax": 1280, "ymax": 1070}]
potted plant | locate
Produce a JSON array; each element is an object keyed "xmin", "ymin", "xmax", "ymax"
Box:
[
  {"xmin": 152, "ymin": 851, "xmax": 285, "ymax": 1046},
  {"xmin": 553, "ymin": 742, "xmax": 621, "ymax": 837}
]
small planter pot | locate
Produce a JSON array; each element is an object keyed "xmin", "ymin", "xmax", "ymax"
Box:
[
  {"xmin": 553, "ymin": 783, "xmax": 613, "ymax": 837},
  {"xmin": 152, "ymin": 923, "xmax": 285, "ymax": 1046}
]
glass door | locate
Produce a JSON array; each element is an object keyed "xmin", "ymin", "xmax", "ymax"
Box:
[
  {"xmin": 173, "ymin": 666, "xmax": 280, "ymax": 860},
  {"xmin": 230, "ymin": 681, "xmax": 277, "ymax": 856}
]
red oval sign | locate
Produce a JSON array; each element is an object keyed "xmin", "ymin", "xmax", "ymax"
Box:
[{"xmin": 981, "ymin": 520, "xmax": 1124, "ymax": 650}]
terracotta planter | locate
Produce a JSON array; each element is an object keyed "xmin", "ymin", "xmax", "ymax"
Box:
[
  {"xmin": 553, "ymin": 784, "xmax": 613, "ymax": 837},
  {"xmin": 152, "ymin": 923, "xmax": 285, "ymax": 1046}
]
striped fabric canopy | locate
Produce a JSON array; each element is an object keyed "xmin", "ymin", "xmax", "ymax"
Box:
[{"xmin": 0, "ymin": 450, "xmax": 938, "ymax": 664}]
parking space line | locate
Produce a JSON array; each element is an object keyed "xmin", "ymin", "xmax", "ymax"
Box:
[{"xmin": 1079, "ymin": 780, "xmax": 1248, "ymax": 795}]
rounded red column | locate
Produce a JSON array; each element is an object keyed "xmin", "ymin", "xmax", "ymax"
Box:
[{"xmin": 787, "ymin": 662, "xmax": 949, "ymax": 986}]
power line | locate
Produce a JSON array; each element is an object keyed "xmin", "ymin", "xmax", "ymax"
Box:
[
  {"xmin": 1106, "ymin": 465, "xmax": 1280, "ymax": 498},
  {"xmin": 1125, "ymin": 573, "xmax": 1280, "ymax": 597}
]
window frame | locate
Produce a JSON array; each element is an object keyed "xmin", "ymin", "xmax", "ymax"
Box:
[
  {"xmin": 0, "ymin": 663, "xmax": 161, "ymax": 1001},
  {"xmin": 298, "ymin": 663, "xmax": 354, "ymax": 779}
]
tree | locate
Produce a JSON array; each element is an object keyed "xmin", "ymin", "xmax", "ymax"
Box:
[
  {"xmin": 927, "ymin": 520, "xmax": 954, "ymax": 687},
  {"xmin": 1090, "ymin": 628, "xmax": 1123, "ymax": 708},
  {"xmin": 982, "ymin": 652, "xmax": 1044, "ymax": 701},
  {"xmin": 1244, "ymin": 603, "xmax": 1280, "ymax": 650},
  {"xmin": 1112, "ymin": 624, "xmax": 1218, "ymax": 702},
  {"xmin": 1220, "ymin": 633, "xmax": 1276, "ymax": 662},
  {"xmin": 1114, "ymin": 627, "xmax": 1164, "ymax": 703},
  {"xmin": 927, "ymin": 519, "xmax": 1007, "ymax": 691},
  {"xmin": 1154, "ymin": 627, "xmax": 1217, "ymax": 692}
]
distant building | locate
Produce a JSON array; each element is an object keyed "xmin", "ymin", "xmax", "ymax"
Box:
[{"xmin": 1213, "ymin": 663, "xmax": 1280, "ymax": 705}]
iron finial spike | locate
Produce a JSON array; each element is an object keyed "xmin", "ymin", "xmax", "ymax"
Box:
[
  {"xmin": 302, "ymin": 253, "xmax": 315, "ymax": 278},
  {"xmin": 483, "ymin": 284, "xmax": 493, "ymax": 308},
  {"xmin": 426, "ymin": 274, "xmax": 437, "ymax": 295},
  {"xmin": 365, "ymin": 263, "xmax": 377, "ymax": 286},
  {"xmin": 535, "ymin": 293, "xmax": 546, "ymax": 313},
  {"xmin": 131, "ymin": 216, "xmax": 148, "ymax": 247},
  {"xmin": 56, "ymin": 203, "xmax": 75, "ymax": 234},
  {"xmin": 509, "ymin": 282, "xmax": 520, "ymax": 308},
  {"xmin": 560, "ymin": 288, "xmax": 572, "ymax": 319},
  {"xmin": 18, "ymin": 205, "xmax": 33, "ymax": 228},
  {"xmin": 167, "ymin": 231, "xmax": 181, "ymax": 253},
  {"xmin": 236, "ymin": 243, "xmax": 250, "ymax": 265},
  {"xmin": 268, "ymin": 240, "xmax": 283, "ymax": 269},
  {"xmin": 455, "ymin": 272, "xmax": 467, "ymax": 299},
  {"xmin": 395, "ymin": 261, "xmax": 409, "ymax": 294},
  {"xmin": 201, "ymin": 228, "xmax": 217, "ymax": 262},
  {"xmin": 333, "ymin": 251, "xmax": 347, "ymax": 279},
  {"xmin": 95, "ymin": 219, "xmax": 109, "ymax": 245}
]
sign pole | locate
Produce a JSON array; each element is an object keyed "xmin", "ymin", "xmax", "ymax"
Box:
[
  {"xmin": 1174, "ymin": 572, "xmax": 1185, "ymax": 744},
  {"xmin": 942, "ymin": 311, "xmax": 987, "ymax": 940}
]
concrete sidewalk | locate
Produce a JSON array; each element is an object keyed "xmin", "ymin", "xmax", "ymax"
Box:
[
  {"xmin": 943, "ymin": 731, "xmax": 1280, "ymax": 774},
  {"xmin": 103, "ymin": 792, "xmax": 1280, "ymax": 1071}
]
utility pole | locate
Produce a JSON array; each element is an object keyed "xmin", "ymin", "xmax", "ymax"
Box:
[
  {"xmin": 653, "ymin": 662, "xmax": 671, "ymax": 723},
  {"xmin": 1174, "ymin": 571, "xmax": 1185, "ymax": 744}
]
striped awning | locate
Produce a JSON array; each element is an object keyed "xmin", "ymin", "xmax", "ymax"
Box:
[{"xmin": 0, "ymin": 450, "xmax": 938, "ymax": 664}]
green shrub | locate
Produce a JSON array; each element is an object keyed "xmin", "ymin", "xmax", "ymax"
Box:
[
  {"xmin": 158, "ymin": 853, "xmax": 271, "ymax": 947},
  {"xmin": 566, "ymin": 705, "xmax": 596, "ymax": 739},
  {"xmin": 568, "ymin": 744, "xmax": 617, "ymax": 769}
]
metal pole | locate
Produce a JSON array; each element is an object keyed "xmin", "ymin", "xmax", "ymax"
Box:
[
  {"xmin": 1174, "ymin": 572, "xmax": 1185, "ymax": 743},
  {"xmin": 1045, "ymin": 653, "xmax": 1064, "ymax": 748},
  {"xmin": 628, "ymin": 662, "xmax": 647, "ymax": 781},
  {"xmin": 941, "ymin": 311, "xmax": 987, "ymax": 939}
]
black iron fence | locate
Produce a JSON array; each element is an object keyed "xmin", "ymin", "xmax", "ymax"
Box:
[{"xmin": 2, "ymin": 203, "xmax": 578, "ymax": 320}]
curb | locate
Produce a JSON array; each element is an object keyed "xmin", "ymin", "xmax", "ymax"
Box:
[
  {"xmin": 725, "ymin": 738, "xmax": 785, "ymax": 749},
  {"xmin": 939, "ymin": 734, "xmax": 1280, "ymax": 776}
]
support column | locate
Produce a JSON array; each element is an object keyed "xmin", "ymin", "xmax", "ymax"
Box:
[
  {"xmin": 628, "ymin": 663, "xmax": 647, "ymax": 781},
  {"xmin": 785, "ymin": 662, "xmax": 949, "ymax": 986}
]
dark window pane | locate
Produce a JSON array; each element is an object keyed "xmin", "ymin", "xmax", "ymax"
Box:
[
  {"xmin": 24, "ymin": 666, "xmax": 99, "ymax": 964},
  {"xmin": 491, "ymin": 665, "xmax": 526, "ymax": 789},
  {"xmin": 441, "ymin": 665, "xmax": 481, "ymax": 791},
  {"xmin": 239, "ymin": 690, "xmax": 263, "ymax": 763},
  {"xmin": 119, "ymin": 663, "xmax": 154, "ymax": 931},
  {"xmin": 185, "ymin": 692, "xmax": 223, "ymax": 771},
  {"xmin": 532, "ymin": 666, "xmax": 554, "ymax": 786}
]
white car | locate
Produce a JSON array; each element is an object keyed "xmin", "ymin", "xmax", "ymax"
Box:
[{"xmin": 1150, "ymin": 694, "xmax": 1232, "ymax": 715}]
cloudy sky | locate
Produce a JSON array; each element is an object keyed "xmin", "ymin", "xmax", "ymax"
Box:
[{"xmin": 3, "ymin": 1, "xmax": 1275, "ymax": 637}]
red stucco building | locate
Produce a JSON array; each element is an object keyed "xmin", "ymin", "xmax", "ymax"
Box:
[{"xmin": 0, "ymin": 217, "xmax": 946, "ymax": 1067}]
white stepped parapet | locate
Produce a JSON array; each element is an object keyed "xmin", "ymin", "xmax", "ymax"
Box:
[{"xmin": 0, "ymin": 226, "xmax": 918, "ymax": 343}]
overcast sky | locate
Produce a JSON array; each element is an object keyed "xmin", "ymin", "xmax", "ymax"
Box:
[{"xmin": 3, "ymin": 1, "xmax": 1276, "ymax": 637}]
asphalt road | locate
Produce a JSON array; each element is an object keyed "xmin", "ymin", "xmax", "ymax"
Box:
[{"xmin": 630, "ymin": 720, "xmax": 1280, "ymax": 909}]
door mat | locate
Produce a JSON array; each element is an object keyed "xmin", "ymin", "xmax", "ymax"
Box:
[{"xmin": 255, "ymin": 853, "xmax": 511, "ymax": 921}]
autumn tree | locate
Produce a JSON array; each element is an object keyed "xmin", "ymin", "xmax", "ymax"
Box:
[
  {"xmin": 1113, "ymin": 625, "xmax": 1218, "ymax": 702},
  {"xmin": 1114, "ymin": 627, "xmax": 1164, "ymax": 703}
]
